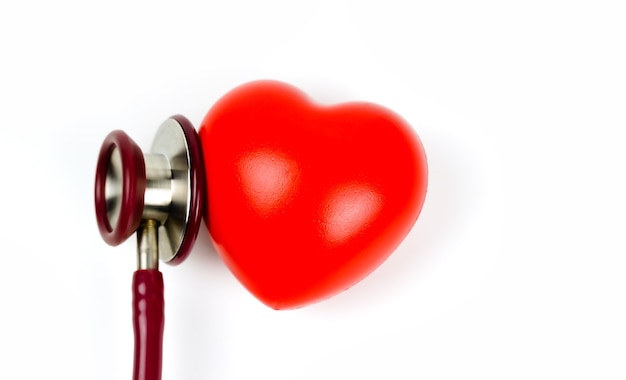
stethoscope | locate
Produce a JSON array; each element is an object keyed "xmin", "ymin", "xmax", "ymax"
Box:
[{"xmin": 94, "ymin": 115, "xmax": 205, "ymax": 380}]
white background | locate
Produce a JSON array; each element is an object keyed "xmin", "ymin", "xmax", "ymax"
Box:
[{"xmin": 1, "ymin": 1, "xmax": 624, "ymax": 379}]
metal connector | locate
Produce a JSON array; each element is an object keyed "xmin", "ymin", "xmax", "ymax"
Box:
[{"xmin": 137, "ymin": 219, "xmax": 159, "ymax": 270}]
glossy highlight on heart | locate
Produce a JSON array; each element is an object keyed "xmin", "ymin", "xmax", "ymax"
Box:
[{"xmin": 200, "ymin": 81, "xmax": 427, "ymax": 309}]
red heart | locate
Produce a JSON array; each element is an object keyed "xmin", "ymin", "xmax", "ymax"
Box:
[{"xmin": 199, "ymin": 81, "xmax": 427, "ymax": 309}]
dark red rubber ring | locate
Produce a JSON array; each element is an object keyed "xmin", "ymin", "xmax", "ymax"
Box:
[
  {"xmin": 166, "ymin": 115, "xmax": 206, "ymax": 265},
  {"xmin": 95, "ymin": 130, "xmax": 146, "ymax": 246}
]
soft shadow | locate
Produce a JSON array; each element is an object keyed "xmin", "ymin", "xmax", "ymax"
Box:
[
  {"xmin": 164, "ymin": 221, "xmax": 228, "ymax": 379},
  {"xmin": 189, "ymin": 221, "xmax": 220, "ymax": 265}
]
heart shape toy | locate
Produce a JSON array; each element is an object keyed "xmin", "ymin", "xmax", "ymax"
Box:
[{"xmin": 199, "ymin": 81, "xmax": 427, "ymax": 309}]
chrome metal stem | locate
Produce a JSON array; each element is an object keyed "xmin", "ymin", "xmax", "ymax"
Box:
[
  {"xmin": 142, "ymin": 154, "xmax": 172, "ymax": 224},
  {"xmin": 137, "ymin": 220, "xmax": 159, "ymax": 270}
]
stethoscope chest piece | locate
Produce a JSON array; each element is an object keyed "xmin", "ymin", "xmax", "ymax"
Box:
[{"xmin": 95, "ymin": 115, "xmax": 205, "ymax": 267}]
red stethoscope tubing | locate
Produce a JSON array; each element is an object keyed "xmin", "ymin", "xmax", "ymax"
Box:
[
  {"xmin": 132, "ymin": 270, "xmax": 165, "ymax": 380},
  {"xmin": 95, "ymin": 116, "xmax": 206, "ymax": 380}
]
